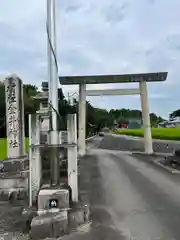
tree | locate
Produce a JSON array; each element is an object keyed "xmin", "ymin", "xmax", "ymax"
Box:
[
  {"xmin": 169, "ymin": 109, "xmax": 180, "ymax": 119},
  {"xmin": 0, "ymin": 79, "xmax": 169, "ymax": 138},
  {"xmin": 0, "ymin": 82, "xmax": 6, "ymax": 137},
  {"xmin": 23, "ymin": 84, "xmax": 39, "ymax": 114}
]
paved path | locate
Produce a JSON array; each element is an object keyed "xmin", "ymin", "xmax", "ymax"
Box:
[{"xmin": 69, "ymin": 138, "xmax": 180, "ymax": 239}]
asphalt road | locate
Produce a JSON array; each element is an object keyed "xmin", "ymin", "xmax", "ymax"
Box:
[{"xmin": 69, "ymin": 136, "xmax": 180, "ymax": 240}]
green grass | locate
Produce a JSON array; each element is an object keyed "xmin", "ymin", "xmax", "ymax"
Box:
[
  {"xmin": 0, "ymin": 138, "xmax": 29, "ymax": 160},
  {"xmin": 114, "ymin": 128, "xmax": 180, "ymax": 141}
]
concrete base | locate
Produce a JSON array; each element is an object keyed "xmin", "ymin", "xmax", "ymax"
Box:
[
  {"xmin": 0, "ymin": 156, "xmax": 29, "ymax": 202},
  {"xmin": 38, "ymin": 187, "xmax": 69, "ymax": 215},
  {"xmin": 30, "ymin": 203, "xmax": 90, "ymax": 239},
  {"xmin": 29, "ymin": 185, "xmax": 90, "ymax": 239},
  {"xmin": 30, "ymin": 211, "xmax": 68, "ymax": 239}
]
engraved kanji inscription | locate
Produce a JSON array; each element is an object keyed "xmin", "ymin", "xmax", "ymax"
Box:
[
  {"xmin": 6, "ymin": 80, "xmax": 16, "ymax": 104},
  {"xmin": 9, "ymin": 138, "xmax": 19, "ymax": 148},
  {"xmin": 8, "ymin": 104, "xmax": 17, "ymax": 114}
]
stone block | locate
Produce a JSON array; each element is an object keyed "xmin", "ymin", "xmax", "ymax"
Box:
[
  {"xmin": 0, "ymin": 191, "xmax": 9, "ymax": 201},
  {"xmin": 68, "ymin": 204, "xmax": 90, "ymax": 229},
  {"xmin": 31, "ymin": 214, "xmax": 53, "ymax": 239},
  {"xmin": 68, "ymin": 208, "xmax": 84, "ymax": 229},
  {"xmin": 0, "ymin": 156, "xmax": 29, "ymax": 173},
  {"xmin": 52, "ymin": 211, "xmax": 68, "ymax": 237},
  {"xmin": 0, "ymin": 188, "xmax": 28, "ymax": 202},
  {"xmin": 0, "ymin": 175, "xmax": 28, "ymax": 189},
  {"xmin": 38, "ymin": 188, "xmax": 69, "ymax": 212},
  {"xmin": 30, "ymin": 211, "xmax": 68, "ymax": 239},
  {"xmin": 0, "ymin": 164, "xmax": 28, "ymax": 202},
  {"xmin": 22, "ymin": 207, "xmax": 37, "ymax": 233}
]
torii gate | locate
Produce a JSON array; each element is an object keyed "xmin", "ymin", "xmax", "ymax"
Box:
[{"xmin": 59, "ymin": 72, "xmax": 168, "ymax": 156}]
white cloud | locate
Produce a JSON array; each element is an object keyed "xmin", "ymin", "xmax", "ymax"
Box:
[{"xmin": 0, "ymin": 0, "xmax": 180, "ymax": 117}]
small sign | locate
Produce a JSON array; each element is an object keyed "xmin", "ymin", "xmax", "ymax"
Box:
[{"xmin": 49, "ymin": 199, "xmax": 58, "ymax": 208}]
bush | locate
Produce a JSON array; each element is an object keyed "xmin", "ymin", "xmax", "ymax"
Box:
[
  {"xmin": 114, "ymin": 128, "xmax": 180, "ymax": 141},
  {"xmin": 0, "ymin": 138, "xmax": 29, "ymax": 160}
]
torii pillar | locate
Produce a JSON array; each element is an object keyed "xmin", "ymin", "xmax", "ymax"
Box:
[
  {"xmin": 78, "ymin": 84, "xmax": 86, "ymax": 156},
  {"xmin": 139, "ymin": 80, "xmax": 153, "ymax": 154}
]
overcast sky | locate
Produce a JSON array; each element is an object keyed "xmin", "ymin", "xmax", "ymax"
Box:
[{"xmin": 0, "ymin": 0, "xmax": 179, "ymax": 118}]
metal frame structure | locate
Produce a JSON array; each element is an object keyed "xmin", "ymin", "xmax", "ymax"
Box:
[
  {"xmin": 28, "ymin": 0, "xmax": 79, "ymax": 207},
  {"xmin": 28, "ymin": 92, "xmax": 78, "ymax": 205}
]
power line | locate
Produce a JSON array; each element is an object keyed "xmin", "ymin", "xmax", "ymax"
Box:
[{"xmin": 46, "ymin": 19, "xmax": 58, "ymax": 73}]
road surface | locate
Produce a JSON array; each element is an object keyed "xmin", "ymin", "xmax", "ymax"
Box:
[{"xmin": 72, "ymin": 136, "xmax": 180, "ymax": 240}]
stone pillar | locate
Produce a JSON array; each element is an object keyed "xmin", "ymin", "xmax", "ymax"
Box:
[
  {"xmin": 29, "ymin": 114, "xmax": 42, "ymax": 206},
  {"xmin": 139, "ymin": 80, "xmax": 153, "ymax": 154},
  {"xmin": 78, "ymin": 84, "xmax": 86, "ymax": 156},
  {"xmin": 5, "ymin": 74, "xmax": 25, "ymax": 158},
  {"xmin": 67, "ymin": 114, "xmax": 78, "ymax": 202}
]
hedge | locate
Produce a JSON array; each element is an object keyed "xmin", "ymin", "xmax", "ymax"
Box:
[
  {"xmin": 114, "ymin": 128, "xmax": 180, "ymax": 141},
  {"xmin": 0, "ymin": 138, "xmax": 29, "ymax": 160}
]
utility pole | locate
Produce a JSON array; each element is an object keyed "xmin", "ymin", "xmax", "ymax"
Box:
[
  {"xmin": 47, "ymin": 0, "xmax": 52, "ymax": 104},
  {"xmin": 47, "ymin": 0, "xmax": 59, "ymax": 185}
]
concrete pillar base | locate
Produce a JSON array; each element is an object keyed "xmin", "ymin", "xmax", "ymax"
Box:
[{"xmin": 78, "ymin": 150, "xmax": 86, "ymax": 157}]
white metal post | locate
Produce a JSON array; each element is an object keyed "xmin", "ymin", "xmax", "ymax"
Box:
[
  {"xmin": 67, "ymin": 114, "xmax": 78, "ymax": 202},
  {"xmin": 36, "ymin": 115, "xmax": 42, "ymax": 188},
  {"xmin": 47, "ymin": 0, "xmax": 52, "ymax": 103},
  {"xmin": 139, "ymin": 80, "xmax": 153, "ymax": 154},
  {"xmin": 78, "ymin": 84, "xmax": 86, "ymax": 156},
  {"xmin": 29, "ymin": 114, "xmax": 33, "ymax": 207}
]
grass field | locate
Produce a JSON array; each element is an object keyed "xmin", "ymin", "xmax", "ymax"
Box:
[
  {"xmin": 114, "ymin": 128, "xmax": 180, "ymax": 141},
  {"xmin": 0, "ymin": 138, "xmax": 29, "ymax": 160}
]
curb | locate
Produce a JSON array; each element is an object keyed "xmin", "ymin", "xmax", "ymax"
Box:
[
  {"xmin": 112, "ymin": 133, "xmax": 180, "ymax": 144},
  {"xmin": 132, "ymin": 152, "xmax": 180, "ymax": 174},
  {"xmin": 86, "ymin": 136, "xmax": 96, "ymax": 141},
  {"xmin": 131, "ymin": 151, "xmax": 173, "ymax": 157}
]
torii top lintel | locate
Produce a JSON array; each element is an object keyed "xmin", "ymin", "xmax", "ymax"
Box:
[{"xmin": 59, "ymin": 72, "xmax": 168, "ymax": 85}]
